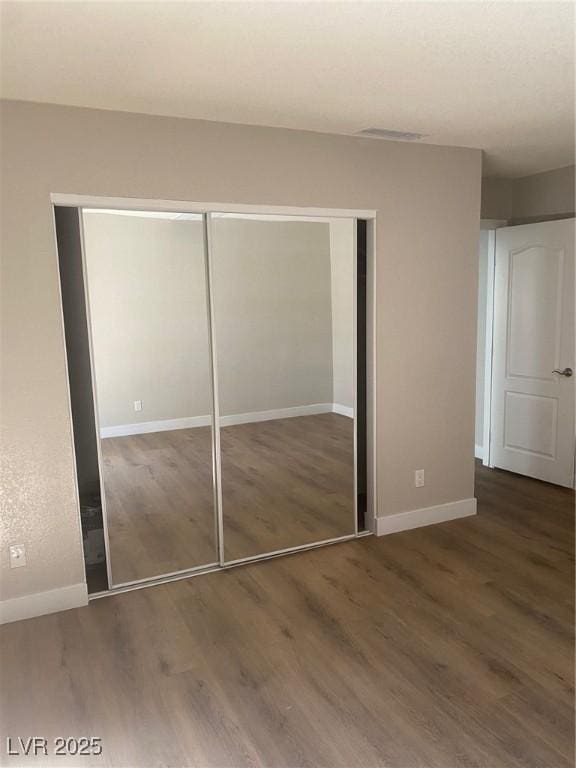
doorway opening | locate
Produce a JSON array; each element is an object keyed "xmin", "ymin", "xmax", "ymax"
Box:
[{"xmin": 476, "ymin": 217, "xmax": 575, "ymax": 489}]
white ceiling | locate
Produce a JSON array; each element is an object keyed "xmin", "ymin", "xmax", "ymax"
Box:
[{"xmin": 1, "ymin": 1, "xmax": 574, "ymax": 178}]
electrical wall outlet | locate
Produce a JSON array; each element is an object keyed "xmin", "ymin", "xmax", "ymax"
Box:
[
  {"xmin": 9, "ymin": 544, "xmax": 26, "ymax": 568},
  {"xmin": 134, "ymin": 400, "xmax": 143, "ymax": 412},
  {"xmin": 414, "ymin": 469, "xmax": 425, "ymax": 488}
]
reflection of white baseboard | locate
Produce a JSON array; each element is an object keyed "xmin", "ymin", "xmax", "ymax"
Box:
[
  {"xmin": 376, "ymin": 498, "xmax": 477, "ymax": 536},
  {"xmin": 100, "ymin": 415, "xmax": 211, "ymax": 438},
  {"xmin": 220, "ymin": 403, "xmax": 333, "ymax": 426},
  {"xmin": 332, "ymin": 403, "xmax": 354, "ymax": 418},
  {"xmin": 100, "ymin": 402, "xmax": 355, "ymax": 438},
  {"xmin": 0, "ymin": 582, "xmax": 88, "ymax": 625}
]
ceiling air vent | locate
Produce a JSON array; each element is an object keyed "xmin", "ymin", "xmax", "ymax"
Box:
[{"xmin": 356, "ymin": 128, "xmax": 426, "ymax": 141}]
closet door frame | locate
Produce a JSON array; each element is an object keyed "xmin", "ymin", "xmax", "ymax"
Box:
[{"xmin": 52, "ymin": 193, "xmax": 377, "ymax": 597}]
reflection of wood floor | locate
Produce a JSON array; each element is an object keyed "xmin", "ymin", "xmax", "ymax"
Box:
[
  {"xmin": 221, "ymin": 413, "xmax": 355, "ymax": 561},
  {"xmin": 101, "ymin": 427, "xmax": 216, "ymax": 585},
  {"xmin": 101, "ymin": 413, "xmax": 354, "ymax": 584},
  {"xmin": 1, "ymin": 464, "xmax": 572, "ymax": 767}
]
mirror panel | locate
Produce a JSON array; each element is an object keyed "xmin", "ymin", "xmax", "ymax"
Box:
[
  {"xmin": 82, "ymin": 210, "xmax": 217, "ymax": 585},
  {"xmin": 210, "ymin": 214, "xmax": 356, "ymax": 562}
]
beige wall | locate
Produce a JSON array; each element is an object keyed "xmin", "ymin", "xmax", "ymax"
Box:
[
  {"xmin": 481, "ymin": 165, "xmax": 575, "ymax": 222},
  {"xmin": 480, "ymin": 177, "xmax": 513, "ymax": 220},
  {"xmin": 329, "ymin": 218, "xmax": 355, "ymax": 409},
  {"xmin": 0, "ymin": 100, "xmax": 481, "ymax": 602},
  {"xmin": 512, "ymin": 165, "xmax": 575, "ymax": 221}
]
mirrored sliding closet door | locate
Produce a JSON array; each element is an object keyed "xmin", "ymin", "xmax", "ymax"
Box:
[
  {"xmin": 210, "ymin": 214, "xmax": 357, "ymax": 562},
  {"xmin": 82, "ymin": 211, "xmax": 217, "ymax": 585}
]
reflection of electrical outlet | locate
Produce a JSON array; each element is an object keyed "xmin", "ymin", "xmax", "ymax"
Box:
[
  {"xmin": 134, "ymin": 400, "xmax": 143, "ymax": 412},
  {"xmin": 414, "ymin": 469, "xmax": 425, "ymax": 488},
  {"xmin": 9, "ymin": 544, "xmax": 26, "ymax": 568}
]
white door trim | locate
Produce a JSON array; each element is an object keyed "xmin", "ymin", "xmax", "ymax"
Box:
[
  {"xmin": 482, "ymin": 229, "xmax": 496, "ymax": 467},
  {"xmin": 50, "ymin": 193, "xmax": 377, "ymax": 221},
  {"xmin": 478, "ymin": 221, "xmax": 505, "ymax": 468}
]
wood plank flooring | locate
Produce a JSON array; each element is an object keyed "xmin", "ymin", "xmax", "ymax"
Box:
[
  {"xmin": 101, "ymin": 414, "xmax": 354, "ymax": 584},
  {"xmin": 0, "ymin": 462, "xmax": 573, "ymax": 767}
]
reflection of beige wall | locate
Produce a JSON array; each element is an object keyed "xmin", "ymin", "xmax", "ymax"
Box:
[
  {"xmin": 0, "ymin": 100, "xmax": 481, "ymax": 603},
  {"xmin": 212, "ymin": 219, "xmax": 333, "ymax": 415},
  {"xmin": 83, "ymin": 214, "xmax": 211, "ymax": 428},
  {"xmin": 329, "ymin": 219, "xmax": 355, "ymax": 410},
  {"xmin": 83, "ymin": 214, "xmax": 336, "ymax": 429}
]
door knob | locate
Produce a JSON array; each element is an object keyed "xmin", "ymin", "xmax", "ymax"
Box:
[{"xmin": 552, "ymin": 367, "xmax": 573, "ymax": 377}]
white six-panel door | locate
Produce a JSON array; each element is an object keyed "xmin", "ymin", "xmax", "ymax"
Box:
[{"xmin": 491, "ymin": 219, "xmax": 575, "ymax": 487}]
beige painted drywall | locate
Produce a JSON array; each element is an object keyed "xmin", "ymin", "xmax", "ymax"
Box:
[
  {"xmin": 481, "ymin": 165, "xmax": 575, "ymax": 222},
  {"xmin": 0, "ymin": 100, "xmax": 481, "ymax": 602},
  {"xmin": 83, "ymin": 213, "xmax": 212, "ymax": 428},
  {"xmin": 480, "ymin": 177, "xmax": 513, "ymax": 220},
  {"xmin": 512, "ymin": 165, "xmax": 575, "ymax": 222},
  {"xmin": 329, "ymin": 218, "xmax": 355, "ymax": 409}
]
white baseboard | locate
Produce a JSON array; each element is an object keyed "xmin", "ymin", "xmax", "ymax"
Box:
[
  {"xmin": 0, "ymin": 582, "xmax": 88, "ymax": 625},
  {"xmin": 376, "ymin": 498, "xmax": 477, "ymax": 536},
  {"xmin": 332, "ymin": 403, "xmax": 354, "ymax": 418},
  {"xmin": 101, "ymin": 403, "xmax": 353, "ymax": 437},
  {"xmin": 475, "ymin": 444, "xmax": 484, "ymax": 460}
]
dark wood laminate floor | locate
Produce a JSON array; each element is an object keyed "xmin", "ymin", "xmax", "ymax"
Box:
[
  {"xmin": 102, "ymin": 413, "xmax": 355, "ymax": 584},
  {"xmin": 1, "ymin": 462, "xmax": 573, "ymax": 767}
]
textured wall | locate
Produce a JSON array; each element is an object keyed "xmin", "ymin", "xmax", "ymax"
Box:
[{"xmin": 0, "ymin": 100, "xmax": 481, "ymax": 601}]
